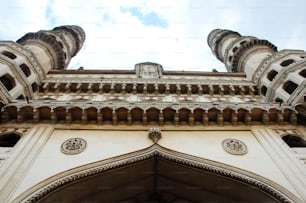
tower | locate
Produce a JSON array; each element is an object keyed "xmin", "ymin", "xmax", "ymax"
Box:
[
  {"xmin": 208, "ymin": 29, "xmax": 306, "ymax": 118},
  {"xmin": 0, "ymin": 25, "xmax": 85, "ymax": 104}
]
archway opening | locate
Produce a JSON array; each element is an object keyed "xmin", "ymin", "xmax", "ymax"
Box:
[{"xmin": 39, "ymin": 155, "xmax": 282, "ymax": 203}]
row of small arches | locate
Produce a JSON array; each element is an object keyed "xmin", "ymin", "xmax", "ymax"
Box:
[{"xmin": 2, "ymin": 106, "xmax": 297, "ymax": 125}]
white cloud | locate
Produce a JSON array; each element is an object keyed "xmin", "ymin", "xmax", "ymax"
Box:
[{"xmin": 0, "ymin": 0, "xmax": 306, "ymax": 72}]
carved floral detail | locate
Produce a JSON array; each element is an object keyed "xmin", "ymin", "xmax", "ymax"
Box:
[
  {"xmin": 60, "ymin": 138, "xmax": 87, "ymax": 155},
  {"xmin": 222, "ymin": 138, "xmax": 248, "ymax": 155},
  {"xmin": 148, "ymin": 128, "xmax": 161, "ymax": 143}
]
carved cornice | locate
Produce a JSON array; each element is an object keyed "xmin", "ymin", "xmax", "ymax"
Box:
[
  {"xmin": 4, "ymin": 100, "xmax": 294, "ymax": 112},
  {"xmin": 42, "ymin": 77, "xmax": 254, "ymax": 86},
  {"xmin": 17, "ymin": 32, "xmax": 66, "ymax": 70},
  {"xmin": 14, "ymin": 144, "xmax": 301, "ymax": 203}
]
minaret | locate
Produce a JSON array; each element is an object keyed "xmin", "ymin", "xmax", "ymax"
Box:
[
  {"xmin": 0, "ymin": 25, "xmax": 85, "ymax": 104},
  {"xmin": 207, "ymin": 29, "xmax": 277, "ymax": 78},
  {"xmin": 208, "ymin": 29, "xmax": 306, "ymax": 117},
  {"xmin": 17, "ymin": 25, "xmax": 85, "ymax": 71}
]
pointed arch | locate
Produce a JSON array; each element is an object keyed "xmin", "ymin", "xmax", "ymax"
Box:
[{"xmin": 14, "ymin": 144, "xmax": 300, "ymax": 203}]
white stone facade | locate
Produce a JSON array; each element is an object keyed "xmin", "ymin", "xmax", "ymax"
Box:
[{"xmin": 0, "ymin": 26, "xmax": 305, "ymax": 202}]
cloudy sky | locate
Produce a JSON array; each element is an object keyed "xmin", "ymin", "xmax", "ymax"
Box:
[{"xmin": 0, "ymin": 0, "xmax": 305, "ymax": 72}]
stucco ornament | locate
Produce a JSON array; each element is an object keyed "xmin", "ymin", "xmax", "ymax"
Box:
[
  {"xmin": 148, "ymin": 128, "xmax": 162, "ymax": 143},
  {"xmin": 222, "ymin": 138, "xmax": 248, "ymax": 155},
  {"xmin": 60, "ymin": 138, "xmax": 87, "ymax": 155}
]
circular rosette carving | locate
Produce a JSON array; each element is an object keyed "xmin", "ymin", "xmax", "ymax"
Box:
[
  {"xmin": 222, "ymin": 138, "xmax": 248, "ymax": 155},
  {"xmin": 61, "ymin": 138, "xmax": 87, "ymax": 155}
]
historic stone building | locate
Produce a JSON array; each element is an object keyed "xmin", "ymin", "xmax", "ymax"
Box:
[{"xmin": 0, "ymin": 25, "xmax": 305, "ymax": 202}]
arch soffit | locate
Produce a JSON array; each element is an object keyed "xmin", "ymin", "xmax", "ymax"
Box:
[{"xmin": 14, "ymin": 144, "xmax": 300, "ymax": 203}]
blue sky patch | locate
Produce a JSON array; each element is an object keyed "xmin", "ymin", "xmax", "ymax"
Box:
[
  {"xmin": 45, "ymin": 0, "xmax": 56, "ymax": 26},
  {"xmin": 121, "ymin": 7, "xmax": 168, "ymax": 28}
]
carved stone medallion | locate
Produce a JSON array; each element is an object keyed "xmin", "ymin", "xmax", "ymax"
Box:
[
  {"xmin": 60, "ymin": 138, "xmax": 87, "ymax": 155},
  {"xmin": 222, "ymin": 138, "xmax": 248, "ymax": 155}
]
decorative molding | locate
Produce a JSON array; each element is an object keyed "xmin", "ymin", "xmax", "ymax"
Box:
[
  {"xmin": 41, "ymin": 77, "xmax": 254, "ymax": 86},
  {"xmin": 4, "ymin": 100, "xmax": 294, "ymax": 112},
  {"xmin": 60, "ymin": 138, "xmax": 87, "ymax": 155},
  {"xmin": 222, "ymin": 138, "xmax": 248, "ymax": 155},
  {"xmin": 148, "ymin": 127, "xmax": 161, "ymax": 143},
  {"xmin": 14, "ymin": 144, "xmax": 301, "ymax": 203}
]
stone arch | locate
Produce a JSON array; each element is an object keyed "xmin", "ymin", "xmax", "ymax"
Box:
[
  {"xmin": 19, "ymin": 63, "xmax": 31, "ymax": 77},
  {"xmin": 86, "ymin": 107, "xmax": 97, "ymax": 123},
  {"xmin": 14, "ymin": 144, "xmax": 300, "ymax": 203},
  {"xmin": 115, "ymin": 107, "xmax": 128, "ymax": 123},
  {"xmin": 131, "ymin": 107, "xmax": 143, "ymax": 123},
  {"xmin": 208, "ymin": 108, "xmax": 220, "ymax": 124},
  {"xmin": 268, "ymin": 108, "xmax": 279, "ymax": 123},
  {"xmin": 194, "ymin": 108, "xmax": 204, "ymax": 124},
  {"xmin": 282, "ymin": 108, "xmax": 293, "ymax": 123},
  {"xmin": 267, "ymin": 69, "xmax": 278, "ymax": 81},
  {"xmin": 299, "ymin": 69, "xmax": 306, "ymax": 78},
  {"xmin": 0, "ymin": 73, "xmax": 16, "ymax": 91},
  {"xmin": 282, "ymin": 134, "xmax": 306, "ymax": 148},
  {"xmin": 162, "ymin": 107, "xmax": 175, "ymax": 124},
  {"xmin": 38, "ymin": 106, "xmax": 51, "ymax": 121},
  {"xmin": 4, "ymin": 106, "xmax": 17, "ymax": 121},
  {"xmin": 2, "ymin": 50, "xmax": 17, "ymax": 59},
  {"xmin": 101, "ymin": 107, "xmax": 112, "ymax": 123},
  {"xmin": 70, "ymin": 107, "xmax": 82, "ymax": 122},
  {"xmin": 20, "ymin": 106, "xmax": 34, "ymax": 121},
  {"xmin": 223, "ymin": 108, "xmax": 233, "ymax": 123},
  {"xmin": 251, "ymin": 108, "xmax": 264, "ymax": 123},
  {"xmin": 54, "ymin": 107, "xmax": 66, "ymax": 122},
  {"xmin": 0, "ymin": 132, "xmax": 21, "ymax": 147},
  {"xmin": 178, "ymin": 108, "xmax": 190, "ymax": 124},
  {"xmin": 283, "ymin": 80, "xmax": 298, "ymax": 95},
  {"xmin": 237, "ymin": 108, "xmax": 248, "ymax": 123},
  {"xmin": 280, "ymin": 59, "xmax": 295, "ymax": 67},
  {"xmin": 146, "ymin": 107, "xmax": 159, "ymax": 123}
]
